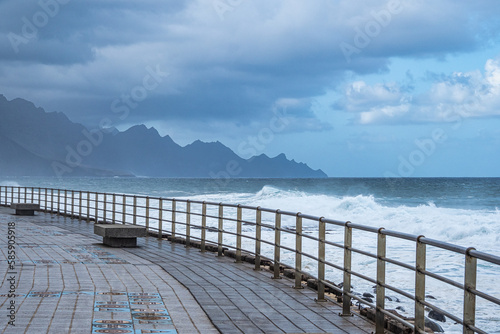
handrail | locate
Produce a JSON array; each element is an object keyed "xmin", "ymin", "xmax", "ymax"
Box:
[{"xmin": 1, "ymin": 185, "xmax": 499, "ymax": 334}]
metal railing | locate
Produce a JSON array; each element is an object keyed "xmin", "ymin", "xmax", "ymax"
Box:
[{"xmin": 1, "ymin": 186, "xmax": 499, "ymax": 334}]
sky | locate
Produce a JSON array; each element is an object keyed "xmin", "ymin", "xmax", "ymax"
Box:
[{"xmin": 1, "ymin": 0, "xmax": 500, "ymax": 177}]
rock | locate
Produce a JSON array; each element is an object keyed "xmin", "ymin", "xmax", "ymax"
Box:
[
  {"xmin": 390, "ymin": 296, "xmax": 401, "ymax": 303},
  {"xmin": 338, "ymin": 282, "xmax": 354, "ymax": 290},
  {"xmin": 385, "ymin": 296, "xmax": 392, "ymax": 301},
  {"xmin": 361, "ymin": 297, "xmax": 373, "ymax": 303},
  {"xmin": 425, "ymin": 317, "xmax": 444, "ymax": 332},
  {"xmin": 363, "ymin": 292, "xmax": 374, "ymax": 298},
  {"xmin": 283, "ymin": 268, "xmax": 295, "ymax": 279},
  {"xmin": 243, "ymin": 254, "xmax": 256, "ymax": 264},
  {"xmin": 428, "ymin": 310, "xmax": 446, "ymax": 322},
  {"xmin": 269, "ymin": 263, "xmax": 285, "ymax": 273},
  {"xmin": 190, "ymin": 240, "xmax": 201, "ymax": 248},
  {"xmin": 396, "ymin": 306, "xmax": 405, "ymax": 312},
  {"xmin": 204, "ymin": 243, "xmax": 220, "ymax": 252},
  {"xmin": 224, "ymin": 250, "xmax": 236, "ymax": 258},
  {"xmin": 307, "ymin": 279, "xmax": 318, "ymax": 290},
  {"xmin": 426, "ymin": 295, "xmax": 437, "ymax": 300}
]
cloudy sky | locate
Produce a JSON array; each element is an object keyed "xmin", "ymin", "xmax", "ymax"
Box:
[{"xmin": 1, "ymin": 0, "xmax": 500, "ymax": 177}]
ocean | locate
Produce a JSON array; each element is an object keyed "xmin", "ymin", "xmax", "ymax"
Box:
[{"xmin": 1, "ymin": 177, "xmax": 499, "ymax": 333}]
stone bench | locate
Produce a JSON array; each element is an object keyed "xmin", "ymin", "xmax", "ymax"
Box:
[
  {"xmin": 94, "ymin": 224, "xmax": 147, "ymax": 247},
  {"xmin": 11, "ymin": 203, "xmax": 40, "ymax": 216}
]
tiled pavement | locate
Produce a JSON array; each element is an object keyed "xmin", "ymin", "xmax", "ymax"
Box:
[
  {"xmin": 0, "ymin": 208, "xmax": 217, "ymax": 334},
  {"xmin": 0, "ymin": 207, "xmax": 375, "ymax": 334}
]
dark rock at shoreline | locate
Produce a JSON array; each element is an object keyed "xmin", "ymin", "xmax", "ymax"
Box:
[
  {"xmin": 425, "ymin": 317, "xmax": 444, "ymax": 332},
  {"xmin": 428, "ymin": 310, "xmax": 446, "ymax": 322},
  {"xmin": 361, "ymin": 297, "xmax": 373, "ymax": 303}
]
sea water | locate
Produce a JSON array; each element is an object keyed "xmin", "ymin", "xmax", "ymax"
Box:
[{"xmin": 2, "ymin": 177, "xmax": 499, "ymax": 333}]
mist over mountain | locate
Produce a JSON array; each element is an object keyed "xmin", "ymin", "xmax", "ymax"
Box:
[{"xmin": 0, "ymin": 95, "xmax": 327, "ymax": 178}]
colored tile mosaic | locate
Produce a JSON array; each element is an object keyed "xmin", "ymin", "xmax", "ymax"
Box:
[
  {"xmin": 27, "ymin": 291, "xmax": 62, "ymax": 298},
  {"xmin": 91, "ymin": 292, "xmax": 176, "ymax": 334}
]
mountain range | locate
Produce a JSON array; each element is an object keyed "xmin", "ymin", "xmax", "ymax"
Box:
[{"xmin": 0, "ymin": 95, "xmax": 327, "ymax": 178}]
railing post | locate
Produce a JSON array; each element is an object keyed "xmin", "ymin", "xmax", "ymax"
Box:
[
  {"xmin": 317, "ymin": 217, "xmax": 326, "ymax": 301},
  {"xmin": 57, "ymin": 189, "xmax": 61, "ymax": 215},
  {"xmin": 51, "ymin": 189, "xmax": 54, "ymax": 213},
  {"xmin": 94, "ymin": 192, "xmax": 99, "ymax": 223},
  {"xmin": 376, "ymin": 228, "xmax": 386, "ymax": 334},
  {"xmin": 44, "ymin": 189, "xmax": 48, "ymax": 212},
  {"xmin": 71, "ymin": 190, "xmax": 75, "ymax": 217},
  {"xmin": 86, "ymin": 191, "xmax": 90, "ymax": 222},
  {"xmin": 236, "ymin": 205, "xmax": 242, "ymax": 263},
  {"xmin": 341, "ymin": 222, "xmax": 353, "ymax": 316},
  {"xmin": 185, "ymin": 200, "xmax": 190, "ymax": 247},
  {"xmin": 294, "ymin": 213, "xmax": 303, "ymax": 289},
  {"xmin": 122, "ymin": 195, "xmax": 126, "ymax": 224},
  {"xmin": 218, "ymin": 203, "xmax": 223, "ymax": 257},
  {"xmin": 145, "ymin": 196, "xmax": 150, "ymax": 230},
  {"xmin": 255, "ymin": 207, "xmax": 262, "ymax": 271},
  {"xmin": 103, "ymin": 193, "xmax": 107, "ymax": 223},
  {"xmin": 133, "ymin": 196, "xmax": 137, "ymax": 225},
  {"xmin": 57, "ymin": 189, "xmax": 60, "ymax": 213},
  {"xmin": 171, "ymin": 199, "xmax": 176, "ymax": 238},
  {"xmin": 22, "ymin": 187, "xmax": 26, "ymax": 202},
  {"xmin": 158, "ymin": 198, "xmax": 163, "ymax": 239},
  {"xmin": 31, "ymin": 187, "xmax": 34, "ymax": 203},
  {"xmin": 201, "ymin": 202, "xmax": 206, "ymax": 252},
  {"xmin": 64, "ymin": 189, "xmax": 68, "ymax": 215},
  {"xmin": 272, "ymin": 210, "xmax": 281, "ymax": 279},
  {"xmin": 464, "ymin": 247, "xmax": 477, "ymax": 334},
  {"xmin": 78, "ymin": 191, "xmax": 82, "ymax": 219},
  {"xmin": 415, "ymin": 236, "xmax": 426, "ymax": 333},
  {"xmin": 112, "ymin": 193, "xmax": 116, "ymax": 223}
]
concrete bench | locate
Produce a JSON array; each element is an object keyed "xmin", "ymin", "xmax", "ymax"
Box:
[
  {"xmin": 94, "ymin": 224, "xmax": 147, "ymax": 247},
  {"xmin": 11, "ymin": 203, "xmax": 40, "ymax": 216}
]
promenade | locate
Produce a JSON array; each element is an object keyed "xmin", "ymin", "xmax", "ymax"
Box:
[{"xmin": 0, "ymin": 207, "xmax": 375, "ymax": 334}]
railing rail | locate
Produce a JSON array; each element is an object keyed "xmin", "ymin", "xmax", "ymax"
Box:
[{"xmin": 1, "ymin": 185, "xmax": 499, "ymax": 334}]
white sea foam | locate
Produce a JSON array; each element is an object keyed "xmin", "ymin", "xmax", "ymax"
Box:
[
  {"xmin": 189, "ymin": 185, "xmax": 500, "ymax": 254},
  {"xmin": 185, "ymin": 185, "xmax": 500, "ymax": 333}
]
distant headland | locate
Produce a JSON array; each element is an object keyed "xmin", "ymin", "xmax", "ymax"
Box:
[{"xmin": 0, "ymin": 95, "xmax": 327, "ymax": 178}]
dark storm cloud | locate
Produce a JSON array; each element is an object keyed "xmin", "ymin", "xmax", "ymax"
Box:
[{"xmin": 1, "ymin": 0, "xmax": 499, "ymax": 133}]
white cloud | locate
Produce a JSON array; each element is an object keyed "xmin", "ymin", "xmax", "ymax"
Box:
[{"xmin": 339, "ymin": 57, "xmax": 500, "ymax": 124}]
